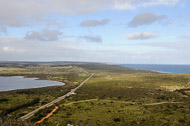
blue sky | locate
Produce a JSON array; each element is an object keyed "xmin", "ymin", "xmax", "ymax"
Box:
[{"xmin": 0, "ymin": 0, "xmax": 190, "ymax": 64}]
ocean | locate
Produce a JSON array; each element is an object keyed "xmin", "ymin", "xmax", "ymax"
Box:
[{"xmin": 121, "ymin": 64, "xmax": 190, "ymax": 74}]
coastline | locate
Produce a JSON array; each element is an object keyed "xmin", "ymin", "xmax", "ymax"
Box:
[{"xmin": 121, "ymin": 64, "xmax": 190, "ymax": 74}]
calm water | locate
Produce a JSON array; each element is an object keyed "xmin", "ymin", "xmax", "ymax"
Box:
[
  {"xmin": 0, "ymin": 76, "xmax": 65, "ymax": 92},
  {"xmin": 121, "ymin": 64, "xmax": 190, "ymax": 74}
]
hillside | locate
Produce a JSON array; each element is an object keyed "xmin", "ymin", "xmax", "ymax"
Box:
[{"xmin": 0, "ymin": 62, "xmax": 190, "ymax": 126}]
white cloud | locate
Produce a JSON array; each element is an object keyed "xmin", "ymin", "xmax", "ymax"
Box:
[
  {"xmin": 0, "ymin": 36, "xmax": 120, "ymax": 62},
  {"xmin": 1, "ymin": 37, "xmax": 190, "ymax": 64},
  {"xmin": 126, "ymin": 32, "xmax": 158, "ymax": 40},
  {"xmin": 129, "ymin": 12, "xmax": 167, "ymax": 27},
  {"xmin": 0, "ymin": 27, "xmax": 7, "ymax": 34},
  {"xmin": 80, "ymin": 19, "xmax": 109, "ymax": 27},
  {"xmin": 138, "ymin": 41, "xmax": 190, "ymax": 50},
  {"xmin": 25, "ymin": 29, "xmax": 62, "ymax": 41},
  {"xmin": 131, "ymin": 55, "xmax": 152, "ymax": 59},
  {"xmin": 3, "ymin": 47, "xmax": 14, "ymax": 52},
  {"xmin": 0, "ymin": 0, "xmax": 109, "ymax": 27},
  {"xmin": 0, "ymin": 0, "xmax": 178, "ymax": 27},
  {"xmin": 113, "ymin": 0, "xmax": 179, "ymax": 10},
  {"xmin": 180, "ymin": 35, "xmax": 190, "ymax": 39},
  {"xmin": 2, "ymin": 46, "xmax": 26, "ymax": 53},
  {"xmin": 79, "ymin": 35, "xmax": 102, "ymax": 43}
]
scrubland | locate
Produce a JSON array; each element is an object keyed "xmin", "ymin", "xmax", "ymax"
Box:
[{"xmin": 0, "ymin": 63, "xmax": 190, "ymax": 125}]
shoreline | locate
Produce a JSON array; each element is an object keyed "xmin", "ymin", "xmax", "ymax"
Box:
[
  {"xmin": 0, "ymin": 83, "xmax": 73, "ymax": 95},
  {"xmin": 0, "ymin": 76, "xmax": 74, "ymax": 94},
  {"xmin": 0, "ymin": 84, "xmax": 65, "ymax": 94},
  {"xmin": 121, "ymin": 64, "xmax": 190, "ymax": 74}
]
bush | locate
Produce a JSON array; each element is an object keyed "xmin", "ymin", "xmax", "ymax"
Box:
[
  {"xmin": 114, "ymin": 118, "xmax": 121, "ymax": 122},
  {"xmin": 0, "ymin": 98, "xmax": 40, "ymax": 118},
  {"xmin": 0, "ymin": 98, "xmax": 8, "ymax": 103}
]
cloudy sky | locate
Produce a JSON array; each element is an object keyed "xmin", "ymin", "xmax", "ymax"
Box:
[{"xmin": 0, "ymin": 0, "xmax": 190, "ymax": 64}]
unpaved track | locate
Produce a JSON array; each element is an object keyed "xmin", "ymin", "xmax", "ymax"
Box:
[
  {"xmin": 64, "ymin": 99, "xmax": 135, "ymax": 106},
  {"xmin": 144, "ymin": 102, "xmax": 183, "ymax": 106},
  {"xmin": 20, "ymin": 73, "xmax": 94, "ymax": 120},
  {"xmin": 64, "ymin": 99, "xmax": 183, "ymax": 106},
  {"xmin": 33, "ymin": 106, "xmax": 58, "ymax": 126}
]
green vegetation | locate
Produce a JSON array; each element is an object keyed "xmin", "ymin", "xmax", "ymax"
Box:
[
  {"xmin": 30, "ymin": 105, "xmax": 56, "ymax": 122},
  {"xmin": 0, "ymin": 62, "xmax": 190, "ymax": 125},
  {"xmin": 0, "ymin": 98, "xmax": 8, "ymax": 103},
  {"xmin": 1, "ymin": 98, "xmax": 40, "ymax": 118},
  {"xmin": 45, "ymin": 100, "xmax": 190, "ymax": 126}
]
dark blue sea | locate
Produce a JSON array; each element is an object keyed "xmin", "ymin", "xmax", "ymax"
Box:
[{"xmin": 121, "ymin": 64, "xmax": 190, "ymax": 74}]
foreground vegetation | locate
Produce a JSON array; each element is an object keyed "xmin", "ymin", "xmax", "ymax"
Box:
[{"xmin": 0, "ymin": 62, "xmax": 190, "ymax": 125}]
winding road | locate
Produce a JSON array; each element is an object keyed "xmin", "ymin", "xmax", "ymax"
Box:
[{"xmin": 20, "ymin": 73, "xmax": 94, "ymax": 121}]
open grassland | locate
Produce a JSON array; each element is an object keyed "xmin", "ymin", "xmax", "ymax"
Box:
[{"xmin": 0, "ymin": 62, "xmax": 190, "ymax": 126}]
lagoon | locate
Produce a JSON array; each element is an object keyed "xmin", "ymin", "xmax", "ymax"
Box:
[{"xmin": 0, "ymin": 76, "xmax": 65, "ymax": 92}]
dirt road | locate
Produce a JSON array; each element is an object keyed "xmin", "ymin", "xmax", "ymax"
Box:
[{"xmin": 20, "ymin": 73, "xmax": 94, "ymax": 120}]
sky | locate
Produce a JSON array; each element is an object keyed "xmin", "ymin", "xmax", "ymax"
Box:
[{"xmin": 0, "ymin": 0, "xmax": 190, "ymax": 64}]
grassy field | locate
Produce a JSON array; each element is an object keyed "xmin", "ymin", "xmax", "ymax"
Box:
[{"xmin": 0, "ymin": 62, "xmax": 190, "ymax": 125}]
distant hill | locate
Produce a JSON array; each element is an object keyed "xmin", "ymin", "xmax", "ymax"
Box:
[
  {"xmin": 0, "ymin": 61, "xmax": 154, "ymax": 73},
  {"xmin": 70, "ymin": 63, "xmax": 154, "ymax": 73}
]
